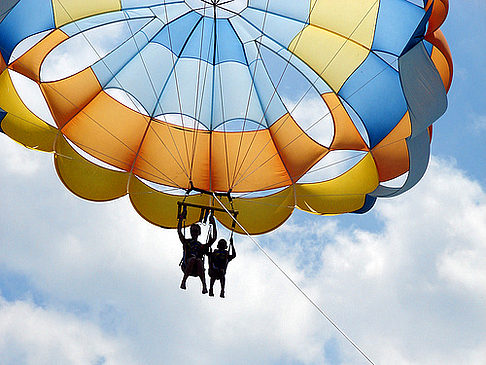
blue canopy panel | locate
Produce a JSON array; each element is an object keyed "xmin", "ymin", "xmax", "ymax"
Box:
[
  {"xmin": 213, "ymin": 20, "xmax": 247, "ymax": 65},
  {"xmin": 353, "ymin": 194, "xmax": 377, "ymax": 214},
  {"xmin": 121, "ymin": 0, "xmax": 185, "ymax": 9},
  {"xmin": 149, "ymin": 2, "xmax": 192, "ymax": 24},
  {"xmin": 402, "ymin": 5, "xmax": 433, "ymax": 56},
  {"xmin": 180, "ymin": 16, "xmax": 216, "ymax": 64},
  {"xmin": 254, "ymin": 43, "xmax": 335, "ymax": 148},
  {"xmin": 152, "ymin": 11, "xmax": 202, "ymax": 56},
  {"xmin": 211, "ymin": 62, "xmax": 266, "ymax": 130},
  {"xmin": 153, "ymin": 57, "xmax": 267, "ymax": 131},
  {"xmin": 179, "ymin": 17, "xmax": 247, "ymax": 66},
  {"xmin": 0, "ymin": 108, "xmax": 7, "ymax": 133},
  {"xmin": 158, "ymin": 56, "xmax": 215, "ymax": 128},
  {"xmin": 247, "ymin": 0, "xmax": 311, "ymax": 24},
  {"xmin": 424, "ymin": 40, "xmax": 434, "ymax": 55},
  {"xmin": 0, "ymin": 0, "xmax": 55, "ymax": 63},
  {"xmin": 239, "ymin": 6, "xmax": 308, "ymax": 53},
  {"xmin": 105, "ymin": 42, "xmax": 179, "ymax": 117},
  {"xmin": 153, "ymin": 56, "xmax": 214, "ymax": 129},
  {"xmin": 92, "ymin": 17, "xmax": 165, "ymax": 88},
  {"xmin": 244, "ymin": 44, "xmax": 288, "ymax": 129},
  {"xmin": 372, "ymin": 0, "xmax": 426, "ymax": 56},
  {"xmin": 248, "ymin": 34, "xmax": 332, "ymax": 96},
  {"xmin": 374, "ymin": 51, "xmax": 399, "ymax": 71},
  {"xmin": 338, "ymin": 52, "xmax": 407, "ymax": 149},
  {"xmin": 60, "ymin": 7, "xmax": 155, "ymax": 37}
]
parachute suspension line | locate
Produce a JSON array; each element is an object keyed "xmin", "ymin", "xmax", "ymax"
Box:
[
  {"xmin": 232, "ymin": 62, "xmax": 398, "ymax": 191},
  {"xmin": 214, "ymin": 31, "xmax": 233, "ymax": 191},
  {"xmin": 178, "ymin": 186, "xmax": 237, "ymax": 244},
  {"xmin": 123, "ymin": 11, "xmax": 190, "ymax": 181},
  {"xmin": 229, "ymin": 199, "xmax": 237, "ymax": 240},
  {"xmin": 55, "ymin": 1, "xmax": 161, "ymax": 158},
  {"xmin": 41, "ymin": 2, "xmax": 191, "ymax": 187},
  {"xmin": 231, "ymin": 0, "xmax": 380, "ymax": 189},
  {"xmin": 51, "ymin": 93, "xmax": 182, "ymax": 186},
  {"xmin": 231, "ymin": 50, "xmax": 397, "ymax": 191},
  {"xmin": 38, "ymin": 82, "xmax": 184, "ymax": 187},
  {"xmin": 4, "ymin": 94, "xmax": 181, "ymax": 188},
  {"xmin": 189, "ymin": 3, "xmax": 211, "ymax": 181},
  {"xmin": 230, "ymin": 0, "xmax": 320, "ymax": 187},
  {"xmin": 177, "ymin": 195, "xmax": 188, "ymax": 236},
  {"xmin": 212, "ymin": 193, "xmax": 376, "ymax": 365},
  {"xmin": 53, "ymin": 0, "xmax": 157, "ymax": 118},
  {"xmin": 255, "ymin": 0, "xmax": 379, "ymax": 138},
  {"xmin": 229, "ymin": 0, "xmax": 272, "ymax": 189},
  {"xmin": 317, "ymin": 0, "xmax": 381, "ymax": 83},
  {"xmin": 207, "ymin": 3, "xmax": 219, "ymax": 192},
  {"xmin": 230, "ymin": 39, "xmax": 404, "ymax": 192},
  {"xmin": 189, "ymin": 6, "xmax": 215, "ymax": 187},
  {"xmin": 158, "ymin": 8, "xmax": 205, "ymax": 181}
]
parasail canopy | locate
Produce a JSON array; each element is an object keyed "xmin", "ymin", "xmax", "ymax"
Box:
[{"xmin": 0, "ymin": 0, "xmax": 452, "ymax": 234}]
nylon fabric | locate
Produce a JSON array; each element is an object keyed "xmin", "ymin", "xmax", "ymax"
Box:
[
  {"xmin": 296, "ymin": 153, "xmax": 379, "ymax": 214},
  {"xmin": 0, "ymin": 70, "xmax": 57, "ymax": 151},
  {"xmin": 52, "ymin": 0, "xmax": 122, "ymax": 27},
  {"xmin": 55, "ymin": 135, "xmax": 129, "ymax": 201},
  {"xmin": 0, "ymin": 0, "xmax": 452, "ymax": 234},
  {"xmin": 399, "ymin": 41, "xmax": 448, "ymax": 138},
  {"xmin": 214, "ymin": 188, "xmax": 295, "ymax": 235}
]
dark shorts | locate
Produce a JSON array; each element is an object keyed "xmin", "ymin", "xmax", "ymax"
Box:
[
  {"xmin": 209, "ymin": 267, "xmax": 225, "ymax": 279},
  {"xmin": 181, "ymin": 256, "xmax": 204, "ymax": 277}
]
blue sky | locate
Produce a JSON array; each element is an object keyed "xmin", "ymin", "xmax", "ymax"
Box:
[
  {"xmin": 1, "ymin": 2, "xmax": 485, "ymax": 365},
  {"xmin": 431, "ymin": 0, "xmax": 486, "ymax": 184}
]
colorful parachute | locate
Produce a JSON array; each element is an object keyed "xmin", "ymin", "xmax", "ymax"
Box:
[{"xmin": 0, "ymin": 0, "xmax": 452, "ymax": 234}]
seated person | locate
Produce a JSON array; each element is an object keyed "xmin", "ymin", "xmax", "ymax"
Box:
[
  {"xmin": 208, "ymin": 237, "xmax": 236, "ymax": 298},
  {"xmin": 178, "ymin": 214, "xmax": 216, "ymax": 294}
]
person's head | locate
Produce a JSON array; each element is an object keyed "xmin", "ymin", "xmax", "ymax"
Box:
[
  {"xmin": 217, "ymin": 239, "xmax": 227, "ymax": 250},
  {"xmin": 190, "ymin": 223, "xmax": 201, "ymax": 239}
]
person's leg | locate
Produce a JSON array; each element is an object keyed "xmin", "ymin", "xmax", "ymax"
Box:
[
  {"xmin": 209, "ymin": 277, "xmax": 216, "ymax": 296},
  {"xmin": 220, "ymin": 276, "xmax": 226, "ymax": 298},
  {"xmin": 180, "ymin": 257, "xmax": 195, "ymax": 289},
  {"xmin": 197, "ymin": 259, "xmax": 208, "ymax": 294}
]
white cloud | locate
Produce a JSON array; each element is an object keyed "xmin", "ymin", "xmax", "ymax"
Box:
[
  {"xmin": 312, "ymin": 158, "xmax": 486, "ymax": 364},
  {"xmin": 0, "ymin": 299, "xmax": 134, "ymax": 365},
  {"xmin": 0, "ymin": 136, "xmax": 485, "ymax": 365},
  {"xmin": 0, "ymin": 134, "xmax": 44, "ymax": 175}
]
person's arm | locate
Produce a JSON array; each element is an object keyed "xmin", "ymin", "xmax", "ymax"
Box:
[
  {"xmin": 177, "ymin": 214, "xmax": 185, "ymax": 243},
  {"xmin": 228, "ymin": 237, "xmax": 236, "ymax": 260}
]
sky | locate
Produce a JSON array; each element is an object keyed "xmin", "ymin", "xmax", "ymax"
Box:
[{"xmin": 1, "ymin": 1, "xmax": 486, "ymax": 365}]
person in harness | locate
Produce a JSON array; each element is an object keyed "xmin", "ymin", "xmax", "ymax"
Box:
[
  {"xmin": 177, "ymin": 213, "xmax": 217, "ymax": 294},
  {"xmin": 208, "ymin": 237, "xmax": 236, "ymax": 298}
]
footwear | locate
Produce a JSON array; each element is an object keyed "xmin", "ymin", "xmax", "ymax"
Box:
[
  {"xmin": 180, "ymin": 282, "xmax": 186, "ymax": 290},
  {"xmin": 220, "ymin": 291, "xmax": 225, "ymax": 298},
  {"xmin": 202, "ymin": 287, "xmax": 208, "ymax": 294},
  {"xmin": 209, "ymin": 289, "xmax": 214, "ymax": 297}
]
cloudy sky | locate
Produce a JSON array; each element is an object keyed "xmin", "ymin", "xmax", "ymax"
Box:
[{"xmin": 1, "ymin": 1, "xmax": 485, "ymax": 365}]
